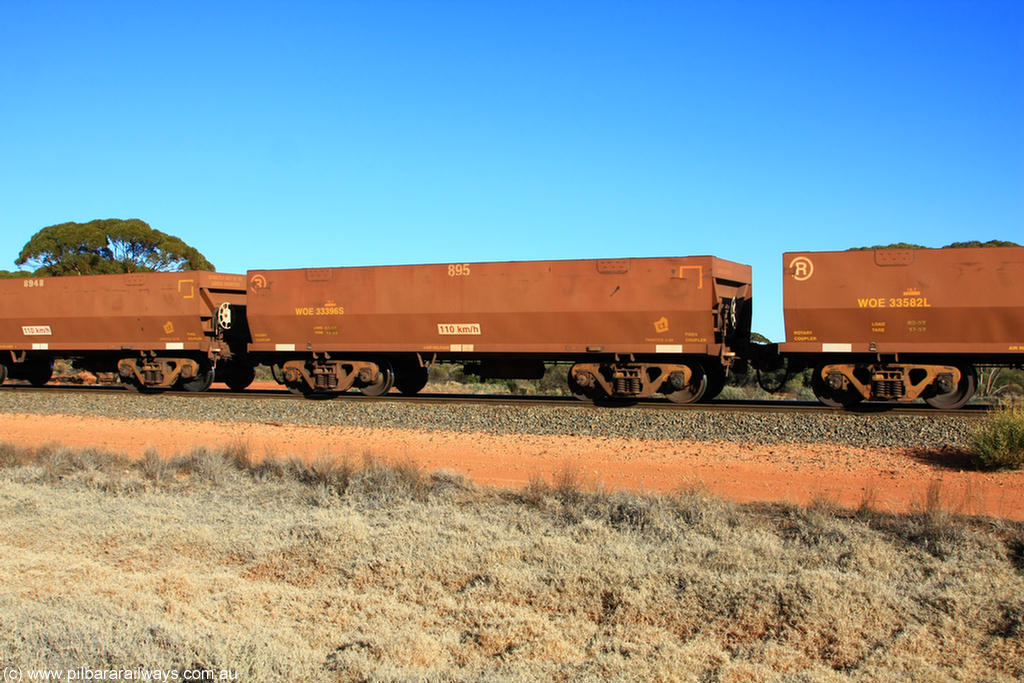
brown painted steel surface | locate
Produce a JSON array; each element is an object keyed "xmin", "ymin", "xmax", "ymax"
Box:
[
  {"xmin": 0, "ymin": 271, "xmax": 247, "ymax": 352},
  {"xmin": 246, "ymin": 257, "xmax": 751, "ymax": 357},
  {"xmin": 781, "ymin": 247, "xmax": 1024, "ymax": 355}
]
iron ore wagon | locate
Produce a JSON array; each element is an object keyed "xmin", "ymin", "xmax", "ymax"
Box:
[
  {"xmin": 0, "ymin": 271, "xmax": 251, "ymax": 391},
  {"xmin": 779, "ymin": 245, "xmax": 1024, "ymax": 408},
  {"xmin": 245, "ymin": 256, "xmax": 752, "ymax": 403}
]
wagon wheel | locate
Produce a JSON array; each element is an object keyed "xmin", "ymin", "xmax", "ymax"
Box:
[
  {"xmin": 179, "ymin": 364, "xmax": 214, "ymax": 392},
  {"xmin": 394, "ymin": 365, "xmax": 429, "ymax": 396},
  {"xmin": 121, "ymin": 376, "xmax": 161, "ymax": 394},
  {"xmin": 924, "ymin": 365, "xmax": 977, "ymax": 410},
  {"xmin": 660, "ymin": 364, "xmax": 707, "ymax": 405},
  {"xmin": 700, "ymin": 363, "xmax": 727, "ymax": 402},
  {"xmin": 567, "ymin": 368, "xmax": 596, "ymax": 403},
  {"xmin": 275, "ymin": 363, "xmax": 319, "ymax": 396},
  {"xmin": 223, "ymin": 364, "xmax": 256, "ymax": 392},
  {"xmin": 0, "ymin": 363, "xmax": 7, "ymax": 385},
  {"xmin": 810, "ymin": 366, "xmax": 863, "ymax": 409},
  {"xmin": 285, "ymin": 379, "xmax": 336, "ymax": 399},
  {"xmin": 359, "ymin": 361, "xmax": 395, "ymax": 397},
  {"xmin": 23, "ymin": 360, "xmax": 53, "ymax": 387}
]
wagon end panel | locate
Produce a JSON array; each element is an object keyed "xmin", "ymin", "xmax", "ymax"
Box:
[
  {"xmin": 193, "ymin": 272, "xmax": 251, "ymax": 356},
  {"xmin": 709, "ymin": 258, "xmax": 753, "ymax": 352}
]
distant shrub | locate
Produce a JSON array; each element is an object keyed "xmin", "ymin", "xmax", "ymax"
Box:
[
  {"xmin": 426, "ymin": 363, "xmax": 470, "ymax": 384},
  {"xmin": 254, "ymin": 364, "xmax": 275, "ymax": 381},
  {"xmin": 535, "ymin": 364, "xmax": 569, "ymax": 395},
  {"xmin": 848, "ymin": 240, "xmax": 1019, "ymax": 251},
  {"xmin": 849, "ymin": 242, "xmax": 927, "ymax": 251},
  {"xmin": 52, "ymin": 358, "xmax": 76, "ymax": 376},
  {"xmin": 944, "ymin": 239, "xmax": 1020, "ymax": 248},
  {"xmin": 970, "ymin": 405, "xmax": 1024, "ymax": 470},
  {"xmin": 977, "ymin": 367, "xmax": 1024, "ymax": 400}
]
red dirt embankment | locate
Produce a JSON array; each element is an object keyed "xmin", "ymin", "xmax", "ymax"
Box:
[{"xmin": 3, "ymin": 410, "xmax": 1023, "ymax": 520}]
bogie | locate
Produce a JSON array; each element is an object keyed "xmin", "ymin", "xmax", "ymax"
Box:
[
  {"xmin": 809, "ymin": 362, "xmax": 977, "ymax": 409},
  {"xmin": 569, "ymin": 360, "xmax": 715, "ymax": 405}
]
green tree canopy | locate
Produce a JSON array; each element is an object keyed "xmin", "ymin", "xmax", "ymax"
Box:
[
  {"xmin": 851, "ymin": 240, "xmax": 1019, "ymax": 251},
  {"xmin": 943, "ymin": 239, "xmax": 1020, "ymax": 248},
  {"xmin": 15, "ymin": 219, "xmax": 215, "ymax": 275},
  {"xmin": 849, "ymin": 242, "xmax": 927, "ymax": 251}
]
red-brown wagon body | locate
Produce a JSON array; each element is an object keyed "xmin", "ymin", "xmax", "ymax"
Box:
[
  {"xmin": 0, "ymin": 271, "xmax": 250, "ymax": 390},
  {"xmin": 779, "ymin": 246, "xmax": 1024, "ymax": 407},
  {"xmin": 246, "ymin": 256, "xmax": 752, "ymax": 402}
]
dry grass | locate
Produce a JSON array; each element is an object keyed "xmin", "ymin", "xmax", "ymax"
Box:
[{"xmin": 0, "ymin": 442, "xmax": 1022, "ymax": 682}]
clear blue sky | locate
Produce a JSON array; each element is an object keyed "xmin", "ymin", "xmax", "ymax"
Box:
[{"xmin": 2, "ymin": 1, "xmax": 1021, "ymax": 341}]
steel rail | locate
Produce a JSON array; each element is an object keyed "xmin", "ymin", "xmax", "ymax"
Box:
[{"xmin": 0, "ymin": 382, "xmax": 993, "ymax": 418}]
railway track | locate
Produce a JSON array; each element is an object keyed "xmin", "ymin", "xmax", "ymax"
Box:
[{"xmin": 0, "ymin": 381, "xmax": 993, "ymax": 419}]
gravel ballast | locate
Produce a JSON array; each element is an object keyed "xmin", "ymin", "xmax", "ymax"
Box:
[{"xmin": 0, "ymin": 389, "xmax": 977, "ymax": 450}]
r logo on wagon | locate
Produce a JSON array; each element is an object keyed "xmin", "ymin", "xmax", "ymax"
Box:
[
  {"xmin": 789, "ymin": 256, "xmax": 814, "ymax": 281},
  {"xmin": 437, "ymin": 323, "xmax": 481, "ymax": 336}
]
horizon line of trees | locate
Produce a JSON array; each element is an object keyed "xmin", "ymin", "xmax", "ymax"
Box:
[
  {"xmin": 2, "ymin": 219, "xmax": 1019, "ymax": 279},
  {"xmin": 850, "ymin": 240, "xmax": 1019, "ymax": 251}
]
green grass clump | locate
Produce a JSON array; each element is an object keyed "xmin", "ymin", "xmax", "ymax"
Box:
[{"xmin": 970, "ymin": 404, "xmax": 1024, "ymax": 470}]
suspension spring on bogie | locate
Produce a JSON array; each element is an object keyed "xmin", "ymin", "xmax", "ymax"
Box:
[
  {"xmin": 612, "ymin": 367, "xmax": 642, "ymax": 396},
  {"xmin": 872, "ymin": 379, "xmax": 905, "ymax": 399}
]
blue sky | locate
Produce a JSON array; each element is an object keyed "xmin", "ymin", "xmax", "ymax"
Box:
[{"xmin": 1, "ymin": 1, "xmax": 1021, "ymax": 341}]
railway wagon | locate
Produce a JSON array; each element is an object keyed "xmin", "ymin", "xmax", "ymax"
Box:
[
  {"xmin": 780, "ymin": 246, "xmax": 1024, "ymax": 408},
  {"xmin": 246, "ymin": 256, "xmax": 752, "ymax": 403},
  {"xmin": 0, "ymin": 271, "xmax": 252, "ymax": 391}
]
